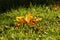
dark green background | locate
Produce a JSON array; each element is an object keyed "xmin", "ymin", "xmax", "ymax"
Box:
[{"xmin": 0, "ymin": 0, "xmax": 60, "ymax": 12}]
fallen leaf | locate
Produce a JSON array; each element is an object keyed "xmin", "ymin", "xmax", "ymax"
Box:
[
  {"xmin": 25, "ymin": 13, "xmax": 33, "ymax": 23},
  {"xmin": 15, "ymin": 13, "xmax": 42, "ymax": 28},
  {"xmin": 28, "ymin": 19, "xmax": 36, "ymax": 26},
  {"xmin": 25, "ymin": 13, "xmax": 36, "ymax": 26},
  {"xmin": 16, "ymin": 16, "xmax": 26, "ymax": 23}
]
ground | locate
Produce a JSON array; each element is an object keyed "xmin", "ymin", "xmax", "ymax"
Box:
[{"xmin": 0, "ymin": 5, "xmax": 60, "ymax": 40}]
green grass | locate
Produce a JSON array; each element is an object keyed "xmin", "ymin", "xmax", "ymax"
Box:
[{"xmin": 0, "ymin": 5, "xmax": 60, "ymax": 40}]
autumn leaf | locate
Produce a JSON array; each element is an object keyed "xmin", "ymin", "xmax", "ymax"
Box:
[
  {"xmin": 15, "ymin": 13, "xmax": 42, "ymax": 27},
  {"xmin": 25, "ymin": 13, "xmax": 36, "ymax": 26},
  {"xmin": 28, "ymin": 19, "xmax": 36, "ymax": 26},
  {"xmin": 25, "ymin": 13, "xmax": 33, "ymax": 23},
  {"xmin": 16, "ymin": 16, "xmax": 26, "ymax": 23}
]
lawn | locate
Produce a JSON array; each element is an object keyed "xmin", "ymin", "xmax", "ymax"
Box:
[{"xmin": 0, "ymin": 5, "xmax": 60, "ymax": 40}]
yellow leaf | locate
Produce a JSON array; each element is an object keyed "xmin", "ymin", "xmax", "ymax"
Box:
[
  {"xmin": 16, "ymin": 16, "xmax": 26, "ymax": 23},
  {"xmin": 25, "ymin": 13, "xmax": 33, "ymax": 23},
  {"xmin": 16, "ymin": 16, "xmax": 24, "ymax": 21},
  {"xmin": 15, "ymin": 13, "xmax": 42, "ymax": 26}
]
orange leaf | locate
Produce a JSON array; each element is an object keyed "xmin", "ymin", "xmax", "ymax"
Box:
[{"xmin": 28, "ymin": 19, "xmax": 36, "ymax": 26}]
